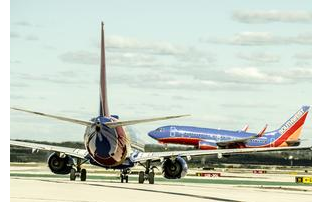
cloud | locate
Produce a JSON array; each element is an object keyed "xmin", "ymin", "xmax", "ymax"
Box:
[
  {"xmin": 293, "ymin": 51, "xmax": 312, "ymax": 66},
  {"xmin": 13, "ymin": 21, "xmax": 33, "ymax": 26},
  {"xmin": 109, "ymin": 72, "xmax": 260, "ymax": 92},
  {"xmin": 11, "ymin": 31, "xmax": 39, "ymax": 41},
  {"xmin": 10, "ymin": 60, "xmax": 22, "ymax": 64},
  {"xmin": 202, "ymin": 32, "xmax": 312, "ymax": 46},
  {"xmin": 108, "ymin": 52, "xmax": 164, "ymax": 68},
  {"xmin": 294, "ymin": 51, "xmax": 312, "ymax": 60},
  {"xmin": 232, "ymin": 10, "xmax": 312, "ymax": 24},
  {"xmin": 284, "ymin": 67, "xmax": 312, "ymax": 81},
  {"xmin": 179, "ymin": 66, "xmax": 312, "ymax": 85},
  {"xmin": 60, "ymin": 35, "xmax": 215, "ymax": 73},
  {"xmin": 106, "ymin": 35, "xmax": 188, "ymax": 56},
  {"xmin": 218, "ymin": 67, "xmax": 312, "ymax": 84},
  {"xmin": 292, "ymin": 32, "xmax": 312, "ymax": 45},
  {"xmin": 25, "ymin": 35, "xmax": 39, "ymax": 41},
  {"xmin": 14, "ymin": 72, "xmax": 89, "ymax": 85},
  {"xmin": 10, "ymin": 32, "xmax": 20, "ymax": 38},
  {"xmin": 203, "ymin": 32, "xmax": 284, "ymax": 46},
  {"xmin": 10, "ymin": 94, "xmax": 27, "ymax": 100},
  {"xmin": 224, "ymin": 67, "xmax": 285, "ymax": 83},
  {"xmin": 97, "ymin": 35, "xmax": 215, "ymax": 64},
  {"xmin": 59, "ymin": 51, "xmax": 99, "ymax": 65},
  {"xmin": 12, "ymin": 21, "xmax": 42, "ymax": 27},
  {"xmin": 171, "ymin": 95, "xmax": 193, "ymax": 101},
  {"xmin": 10, "ymin": 81, "xmax": 29, "ymax": 88},
  {"xmin": 237, "ymin": 52, "xmax": 280, "ymax": 63},
  {"xmin": 220, "ymin": 102, "xmax": 278, "ymax": 109}
]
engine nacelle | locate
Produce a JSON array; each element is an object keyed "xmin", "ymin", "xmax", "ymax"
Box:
[
  {"xmin": 162, "ymin": 157, "xmax": 188, "ymax": 179},
  {"xmin": 47, "ymin": 152, "xmax": 74, "ymax": 175},
  {"xmin": 198, "ymin": 141, "xmax": 216, "ymax": 150}
]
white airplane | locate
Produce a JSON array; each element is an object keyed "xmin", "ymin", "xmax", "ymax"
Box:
[{"xmin": 10, "ymin": 22, "xmax": 312, "ymax": 184}]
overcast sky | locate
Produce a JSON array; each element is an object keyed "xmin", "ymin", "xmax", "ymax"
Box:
[{"xmin": 10, "ymin": 0, "xmax": 312, "ymax": 143}]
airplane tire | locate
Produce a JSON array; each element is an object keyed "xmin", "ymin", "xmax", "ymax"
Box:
[
  {"xmin": 70, "ymin": 168, "xmax": 76, "ymax": 181},
  {"xmin": 138, "ymin": 171, "xmax": 144, "ymax": 184},
  {"xmin": 148, "ymin": 172, "xmax": 154, "ymax": 184},
  {"xmin": 120, "ymin": 174, "xmax": 124, "ymax": 183},
  {"xmin": 125, "ymin": 175, "xmax": 129, "ymax": 183},
  {"xmin": 80, "ymin": 169, "xmax": 87, "ymax": 181}
]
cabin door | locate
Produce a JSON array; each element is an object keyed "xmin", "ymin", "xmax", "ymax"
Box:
[{"xmin": 170, "ymin": 126, "xmax": 177, "ymax": 137}]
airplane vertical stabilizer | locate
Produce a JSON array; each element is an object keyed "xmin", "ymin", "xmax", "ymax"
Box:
[
  {"xmin": 99, "ymin": 22, "xmax": 109, "ymax": 117},
  {"xmin": 273, "ymin": 106, "xmax": 310, "ymax": 146}
]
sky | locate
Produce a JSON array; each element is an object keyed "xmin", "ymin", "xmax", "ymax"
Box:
[{"xmin": 10, "ymin": 0, "xmax": 312, "ymax": 144}]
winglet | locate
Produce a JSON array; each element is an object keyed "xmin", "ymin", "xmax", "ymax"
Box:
[
  {"xmin": 256, "ymin": 124, "xmax": 268, "ymax": 137},
  {"xmin": 242, "ymin": 124, "xmax": 249, "ymax": 132}
]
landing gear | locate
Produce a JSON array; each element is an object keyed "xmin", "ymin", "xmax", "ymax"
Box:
[
  {"xmin": 138, "ymin": 171, "xmax": 144, "ymax": 184},
  {"xmin": 138, "ymin": 161, "xmax": 155, "ymax": 184},
  {"xmin": 70, "ymin": 168, "xmax": 76, "ymax": 181},
  {"xmin": 69, "ymin": 158, "xmax": 87, "ymax": 181},
  {"xmin": 148, "ymin": 172, "xmax": 154, "ymax": 184},
  {"xmin": 81, "ymin": 169, "xmax": 87, "ymax": 181},
  {"xmin": 120, "ymin": 168, "xmax": 130, "ymax": 183},
  {"xmin": 120, "ymin": 174, "xmax": 129, "ymax": 183}
]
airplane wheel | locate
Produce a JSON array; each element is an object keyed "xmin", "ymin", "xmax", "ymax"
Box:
[
  {"xmin": 125, "ymin": 175, "xmax": 129, "ymax": 183},
  {"xmin": 80, "ymin": 169, "xmax": 87, "ymax": 181},
  {"xmin": 148, "ymin": 172, "xmax": 154, "ymax": 184},
  {"xmin": 138, "ymin": 171, "xmax": 144, "ymax": 184},
  {"xmin": 120, "ymin": 174, "xmax": 124, "ymax": 183},
  {"xmin": 70, "ymin": 168, "xmax": 76, "ymax": 181}
]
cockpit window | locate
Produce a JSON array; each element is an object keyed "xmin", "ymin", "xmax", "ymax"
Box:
[{"xmin": 156, "ymin": 128, "xmax": 163, "ymax": 132}]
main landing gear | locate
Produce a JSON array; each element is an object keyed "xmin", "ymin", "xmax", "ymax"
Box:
[
  {"xmin": 138, "ymin": 161, "xmax": 155, "ymax": 184},
  {"xmin": 70, "ymin": 158, "xmax": 87, "ymax": 181},
  {"xmin": 120, "ymin": 168, "xmax": 130, "ymax": 183}
]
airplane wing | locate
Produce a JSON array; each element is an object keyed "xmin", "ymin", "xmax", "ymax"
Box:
[
  {"xmin": 133, "ymin": 144, "xmax": 312, "ymax": 163},
  {"xmin": 10, "ymin": 139, "xmax": 89, "ymax": 159},
  {"xmin": 105, "ymin": 115, "xmax": 190, "ymax": 128},
  {"xmin": 216, "ymin": 124, "xmax": 268, "ymax": 147},
  {"xmin": 10, "ymin": 107, "xmax": 92, "ymax": 126}
]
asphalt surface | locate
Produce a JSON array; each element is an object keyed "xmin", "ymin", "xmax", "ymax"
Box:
[{"xmin": 10, "ymin": 165, "xmax": 312, "ymax": 202}]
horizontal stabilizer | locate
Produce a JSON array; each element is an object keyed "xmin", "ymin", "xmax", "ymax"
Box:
[
  {"xmin": 104, "ymin": 114, "xmax": 190, "ymax": 128},
  {"xmin": 11, "ymin": 107, "xmax": 92, "ymax": 126}
]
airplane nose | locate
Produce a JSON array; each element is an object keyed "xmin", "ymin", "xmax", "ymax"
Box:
[{"xmin": 148, "ymin": 130, "xmax": 157, "ymax": 139}]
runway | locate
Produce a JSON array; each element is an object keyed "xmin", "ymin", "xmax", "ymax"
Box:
[{"xmin": 10, "ymin": 164, "xmax": 312, "ymax": 202}]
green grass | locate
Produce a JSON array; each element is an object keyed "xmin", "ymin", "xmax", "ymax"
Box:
[{"xmin": 10, "ymin": 172, "xmax": 312, "ymax": 186}]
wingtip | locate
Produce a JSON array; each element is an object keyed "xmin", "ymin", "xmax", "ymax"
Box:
[
  {"xmin": 178, "ymin": 114, "xmax": 191, "ymax": 118},
  {"xmin": 257, "ymin": 124, "xmax": 268, "ymax": 137}
]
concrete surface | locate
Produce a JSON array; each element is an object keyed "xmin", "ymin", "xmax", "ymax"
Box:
[{"xmin": 10, "ymin": 164, "xmax": 312, "ymax": 202}]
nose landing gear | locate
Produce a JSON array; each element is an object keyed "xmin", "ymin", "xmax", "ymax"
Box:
[
  {"xmin": 120, "ymin": 168, "xmax": 130, "ymax": 183},
  {"xmin": 69, "ymin": 158, "xmax": 87, "ymax": 181}
]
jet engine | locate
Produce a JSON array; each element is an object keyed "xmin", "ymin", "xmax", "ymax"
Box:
[
  {"xmin": 47, "ymin": 152, "xmax": 74, "ymax": 174},
  {"xmin": 198, "ymin": 141, "xmax": 216, "ymax": 150},
  {"xmin": 162, "ymin": 157, "xmax": 188, "ymax": 179}
]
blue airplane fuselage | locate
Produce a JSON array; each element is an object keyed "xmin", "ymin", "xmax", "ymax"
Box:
[{"xmin": 148, "ymin": 106, "xmax": 310, "ymax": 149}]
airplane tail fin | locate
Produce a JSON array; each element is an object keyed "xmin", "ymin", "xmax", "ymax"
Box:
[
  {"xmin": 99, "ymin": 22, "xmax": 109, "ymax": 117},
  {"xmin": 273, "ymin": 106, "xmax": 310, "ymax": 146}
]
